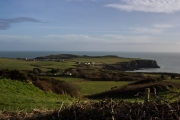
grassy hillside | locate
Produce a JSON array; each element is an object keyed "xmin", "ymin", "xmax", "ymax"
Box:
[
  {"xmin": 76, "ymin": 81, "xmax": 130, "ymax": 95},
  {"xmin": 50, "ymin": 77, "xmax": 130, "ymax": 95},
  {"xmin": 0, "ymin": 78, "xmax": 74, "ymax": 111}
]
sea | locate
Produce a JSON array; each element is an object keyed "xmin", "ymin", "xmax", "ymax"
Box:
[{"xmin": 0, "ymin": 51, "xmax": 180, "ymax": 74}]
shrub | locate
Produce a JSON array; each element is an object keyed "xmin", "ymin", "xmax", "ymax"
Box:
[
  {"xmin": 171, "ymin": 74, "xmax": 176, "ymax": 79},
  {"xmin": 10, "ymin": 70, "xmax": 30, "ymax": 81},
  {"xmin": 51, "ymin": 68, "xmax": 59, "ymax": 74},
  {"xmin": 27, "ymin": 73, "xmax": 39, "ymax": 81},
  {"xmin": 33, "ymin": 68, "xmax": 42, "ymax": 73},
  {"xmin": 33, "ymin": 77, "xmax": 81, "ymax": 97}
]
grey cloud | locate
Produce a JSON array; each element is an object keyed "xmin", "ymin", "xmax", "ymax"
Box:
[
  {"xmin": 105, "ymin": 0, "xmax": 180, "ymax": 13},
  {"xmin": 0, "ymin": 17, "xmax": 45, "ymax": 30},
  {"xmin": 0, "ymin": 21, "xmax": 10, "ymax": 30},
  {"xmin": 0, "ymin": 17, "xmax": 43, "ymax": 23}
]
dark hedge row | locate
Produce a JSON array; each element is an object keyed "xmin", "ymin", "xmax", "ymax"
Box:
[{"xmin": 1, "ymin": 99, "xmax": 180, "ymax": 120}]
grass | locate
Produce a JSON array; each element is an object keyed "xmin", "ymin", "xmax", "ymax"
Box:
[
  {"xmin": 75, "ymin": 81, "xmax": 130, "ymax": 95},
  {"xmin": 0, "ymin": 56, "xmax": 136, "ymax": 71},
  {"xmin": 167, "ymin": 78, "xmax": 180, "ymax": 82},
  {"xmin": 0, "ymin": 58, "xmax": 75, "ymax": 71},
  {"xmin": 143, "ymin": 73, "xmax": 161, "ymax": 77},
  {"xmin": 72, "ymin": 57, "xmax": 137, "ymax": 64},
  {"xmin": 0, "ymin": 78, "xmax": 74, "ymax": 112},
  {"xmin": 51, "ymin": 77, "xmax": 85, "ymax": 82},
  {"xmin": 0, "ymin": 58, "xmax": 34, "ymax": 70},
  {"xmin": 50, "ymin": 77, "xmax": 131, "ymax": 95}
]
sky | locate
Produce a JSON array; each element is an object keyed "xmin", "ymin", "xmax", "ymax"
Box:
[{"xmin": 0, "ymin": 0, "xmax": 180, "ymax": 52}]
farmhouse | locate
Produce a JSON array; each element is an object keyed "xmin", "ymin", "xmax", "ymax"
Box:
[{"xmin": 75, "ymin": 62, "xmax": 95, "ymax": 65}]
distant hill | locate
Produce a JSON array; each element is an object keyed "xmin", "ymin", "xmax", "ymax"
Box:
[
  {"xmin": 34, "ymin": 54, "xmax": 120, "ymax": 59},
  {"xmin": 34, "ymin": 54, "xmax": 82, "ymax": 59}
]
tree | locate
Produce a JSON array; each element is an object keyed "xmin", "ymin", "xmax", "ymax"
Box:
[
  {"xmin": 51, "ymin": 68, "xmax": 59, "ymax": 74},
  {"xmin": 171, "ymin": 74, "xmax": 176, "ymax": 79},
  {"xmin": 161, "ymin": 75, "xmax": 165, "ymax": 80},
  {"xmin": 33, "ymin": 68, "xmax": 42, "ymax": 75}
]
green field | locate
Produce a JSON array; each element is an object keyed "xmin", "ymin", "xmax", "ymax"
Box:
[
  {"xmin": 75, "ymin": 81, "xmax": 130, "ymax": 95},
  {"xmin": 48, "ymin": 77, "xmax": 130, "ymax": 95},
  {"xmin": 0, "ymin": 56, "xmax": 137, "ymax": 71},
  {"xmin": 51, "ymin": 77, "xmax": 84, "ymax": 82},
  {"xmin": 0, "ymin": 58, "xmax": 75, "ymax": 71},
  {"xmin": 0, "ymin": 78, "xmax": 74, "ymax": 111},
  {"xmin": 72, "ymin": 56, "xmax": 137, "ymax": 64},
  {"xmin": 0, "ymin": 77, "xmax": 131, "ymax": 111}
]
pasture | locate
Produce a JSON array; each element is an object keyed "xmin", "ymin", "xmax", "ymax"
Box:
[
  {"xmin": 0, "ymin": 78, "xmax": 74, "ymax": 111},
  {"xmin": 0, "ymin": 56, "xmax": 137, "ymax": 71}
]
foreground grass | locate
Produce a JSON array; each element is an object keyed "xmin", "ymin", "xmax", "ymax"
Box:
[{"xmin": 0, "ymin": 78, "xmax": 74, "ymax": 112}]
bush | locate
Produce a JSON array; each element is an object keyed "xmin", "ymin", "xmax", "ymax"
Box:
[
  {"xmin": 171, "ymin": 74, "xmax": 176, "ymax": 79},
  {"xmin": 27, "ymin": 73, "xmax": 39, "ymax": 81},
  {"xmin": 51, "ymin": 68, "xmax": 59, "ymax": 74},
  {"xmin": 33, "ymin": 77, "xmax": 81, "ymax": 97},
  {"xmin": 10, "ymin": 70, "xmax": 30, "ymax": 81}
]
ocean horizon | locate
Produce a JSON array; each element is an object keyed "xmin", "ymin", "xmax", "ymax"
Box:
[{"xmin": 0, "ymin": 51, "xmax": 180, "ymax": 74}]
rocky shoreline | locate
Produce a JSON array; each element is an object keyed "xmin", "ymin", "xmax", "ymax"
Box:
[{"xmin": 104, "ymin": 60, "xmax": 160, "ymax": 71}]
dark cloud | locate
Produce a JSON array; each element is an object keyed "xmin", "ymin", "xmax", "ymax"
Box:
[
  {"xmin": 0, "ymin": 21, "xmax": 10, "ymax": 30},
  {"xmin": 0, "ymin": 17, "xmax": 45, "ymax": 30},
  {"xmin": 0, "ymin": 17, "xmax": 43, "ymax": 23}
]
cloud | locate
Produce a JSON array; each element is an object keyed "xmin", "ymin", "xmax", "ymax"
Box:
[
  {"xmin": 103, "ymin": 34, "xmax": 152, "ymax": 44},
  {"xmin": 0, "ymin": 35, "xmax": 33, "ymax": 42},
  {"xmin": 0, "ymin": 34, "xmax": 153, "ymax": 45},
  {"xmin": 0, "ymin": 34, "xmax": 178, "ymax": 52},
  {"xmin": 0, "ymin": 22, "xmax": 10, "ymax": 30},
  {"xmin": 105, "ymin": 0, "xmax": 180, "ymax": 13},
  {"xmin": 130, "ymin": 27, "xmax": 163, "ymax": 34},
  {"xmin": 0, "ymin": 17, "xmax": 44, "ymax": 30},
  {"xmin": 45, "ymin": 34, "xmax": 168, "ymax": 46},
  {"xmin": 154, "ymin": 24, "xmax": 173, "ymax": 28}
]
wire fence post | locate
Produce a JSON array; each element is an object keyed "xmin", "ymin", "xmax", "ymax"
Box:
[{"xmin": 144, "ymin": 88, "xmax": 150, "ymax": 103}]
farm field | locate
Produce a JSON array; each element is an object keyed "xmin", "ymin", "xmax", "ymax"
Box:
[
  {"xmin": 51, "ymin": 77, "xmax": 131, "ymax": 95},
  {"xmin": 72, "ymin": 56, "xmax": 137, "ymax": 64},
  {"xmin": 75, "ymin": 81, "xmax": 130, "ymax": 95},
  {"xmin": 0, "ymin": 77, "xmax": 132, "ymax": 111},
  {"xmin": 0, "ymin": 55, "xmax": 139, "ymax": 70},
  {"xmin": 0, "ymin": 58, "xmax": 75, "ymax": 71},
  {"xmin": 0, "ymin": 78, "xmax": 74, "ymax": 111}
]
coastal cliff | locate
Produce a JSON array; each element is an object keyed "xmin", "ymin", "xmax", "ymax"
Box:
[{"xmin": 104, "ymin": 60, "xmax": 160, "ymax": 71}]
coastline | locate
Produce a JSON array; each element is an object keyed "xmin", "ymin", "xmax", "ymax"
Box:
[{"xmin": 0, "ymin": 51, "xmax": 180, "ymax": 74}]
